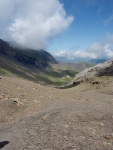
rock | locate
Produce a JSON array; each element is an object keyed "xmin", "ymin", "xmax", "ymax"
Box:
[
  {"xmin": 76, "ymin": 59, "xmax": 113, "ymax": 79},
  {"xmin": 13, "ymin": 99, "xmax": 20, "ymax": 106},
  {"xmin": 12, "ymin": 98, "xmax": 24, "ymax": 106},
  {"xmin": 103, "ymin": 135, "xmax": 113, "ymax": 141},
  {"xmin": 58, "ymin": 59, "xmax": 113, "ymax": 88}
]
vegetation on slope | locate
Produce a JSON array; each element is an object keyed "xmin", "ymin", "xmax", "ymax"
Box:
[
  {"xmin": 0, "ymin": 39, "xmax": 80, "ymax": 86},
  {"xmin": 0, "ymin": 56, "xmax": 78, "ymax": 86}
]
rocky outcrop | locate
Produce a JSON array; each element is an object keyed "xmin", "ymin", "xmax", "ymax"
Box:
[
  {"xmin": 74, "ymin": 59, "xmax": 113, "ymax": 78},
  {"xmin": 59, "ymin": 59, "xmax": 113, "ymax": 88}
]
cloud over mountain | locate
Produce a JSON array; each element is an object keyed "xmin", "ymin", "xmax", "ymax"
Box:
[
  {"xmin": 54, "ymin": 42, "xmax": 113, "ymax": 60},
  {"xmin": 0, "ymin": 0, "xmax": 74, "ymax": 49}
]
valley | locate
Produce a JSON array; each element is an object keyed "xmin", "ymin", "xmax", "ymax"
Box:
[
  {"xmin": 0, "ymin": 39, "xmax": 113, "ymax": 149},
  {"xmin": 0, "ymin": 0, "xmax": 113, "ymax": 149}
]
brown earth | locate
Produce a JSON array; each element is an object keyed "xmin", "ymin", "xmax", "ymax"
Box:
[{"xmin": 0, "ymin": 76, "xmax": 113, "ymax": 150}]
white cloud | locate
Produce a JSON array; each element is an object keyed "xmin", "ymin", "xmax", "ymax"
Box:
[
  {"xmin": 88, "ymin": 43, "xmax": 113, "ymax": 59},
  {"xmin": 54, "ymin": 42, "xmax": 113, "ymax": 60},
  {"xmin": 54, "ymin": 50, "xmax": 74, "ymax": 59},
  {"xmin": 54, "ymin": 49, "xmax": 97, "ymax": 60},
  {"xmin": 0, "ymin": 0, "xmax": 74, "ymax": 49}
]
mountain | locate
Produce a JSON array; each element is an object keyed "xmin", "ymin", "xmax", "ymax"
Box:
[
  {"xmin": 0, "ymin": 39, "xmax": 57, "ymax": 68},
  {"xmin": 89, "ymin": 59, "xmax": 107, "ymax": 65},
  {"xmin": 55, "ymin": 56, "xmax": 108, "ymax": 65},
  {"xmin": 55, "ymin": 56, "xmax": 90, "ymax": 63},
  {"xmin": 0, "ymin": 39, "xmax": 78, "ymax": 86},
  {"xmin": 58, "ymin": 59, "xmax": 113, "ymax": 88},
  {"xmin": 65, "ymin": 62, "xmax": 93, "ymax": 71}
]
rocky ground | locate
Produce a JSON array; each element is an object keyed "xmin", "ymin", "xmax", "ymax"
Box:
[{"xmin": 0, "ymin": 75, "xmax": 113, "ymax": 150}]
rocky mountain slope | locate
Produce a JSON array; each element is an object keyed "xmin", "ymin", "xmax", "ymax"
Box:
[
  {"xmin": 65, "ymin": 62, "xmax": 93, "ymax": 71},
  {"xmin": 73, "ymin": 59, "xmax": 113, "ymax": 82},
  {"xmin": 0, "ymin": 39, "xmax": 57, "ymax": 68},
  {"xmin": 0, "ymin": 39, "xmax": 78, "ymax": 86},
  {"xmin": 59, "ymin": 59, "xmax": 113, "ymax": 88}
]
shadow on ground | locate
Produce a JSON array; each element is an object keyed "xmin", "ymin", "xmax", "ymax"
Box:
[{"xmin": 0, "ymin": 141, "xmax": 10, "ymax": 149}]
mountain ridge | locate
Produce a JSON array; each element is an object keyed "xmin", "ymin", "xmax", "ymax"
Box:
[
  {"xmin": 0, "ymin": 39, "xmax": 57, "ymax": 68},
  {"xmin": 0, "ymin": 39, "xmax": 78, "ymax": 86}
]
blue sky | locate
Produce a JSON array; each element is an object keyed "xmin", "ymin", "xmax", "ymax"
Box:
[
  {"xmin": 49, "ymin": 0, "xmax": 113, "ymax": 60},
  {"xmin": 0, "ymin": 0, "xmax": 113, "ymax": 61}
]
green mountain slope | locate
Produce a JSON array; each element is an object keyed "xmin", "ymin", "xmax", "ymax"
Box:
[{"xmin": 0, "ymin": 39, "xmax": 78, "ymax": 86}]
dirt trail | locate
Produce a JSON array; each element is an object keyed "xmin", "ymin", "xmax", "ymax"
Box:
[{"xmin": 0, "ymin": 76, "xmax": 113, "ymax": 150}]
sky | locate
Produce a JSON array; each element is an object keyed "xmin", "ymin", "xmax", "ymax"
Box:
[{"xmin": 0, "ymin": 0, "xmax": 113, "ymax": 61}]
